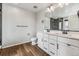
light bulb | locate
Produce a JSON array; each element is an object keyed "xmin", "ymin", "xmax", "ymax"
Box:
[
  {"xmin": 65, "ymin": 3, "xmax": 69, "ymax": 6},
  {"xmin": 50, "ymin": 6, "xmax": 55, "ymax": 12},
  {"xmin": 47, "ymin": 7, "xmax": 51, "ymax": 12},
  {"xmin": 58, "ymin": 3, "xmax": 63, "ymax": 8}
]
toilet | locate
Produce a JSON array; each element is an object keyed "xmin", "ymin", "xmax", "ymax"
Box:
[
  {"xmin": 31, "ymin": 32, "xmax": 43, "ymax": 45},
  {"xmin": 31, "ymin": 37, "xmax": 37, "ymax": 45}
]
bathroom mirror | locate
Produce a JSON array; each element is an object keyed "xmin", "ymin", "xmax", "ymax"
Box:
[
  {"xmin": 66, "ymin": 14, "xmax": 79, "ymax": 31},
  {"xmin": 44, "ymin": 3, "xmax": 79, "ymax": 31},
  {"xmin": 58, "ymin": 13, "xmax": 79, "ymax": 32},
  {"xmin": 44, "ymin": 14, "xmax": 79, "ymax": 31}
]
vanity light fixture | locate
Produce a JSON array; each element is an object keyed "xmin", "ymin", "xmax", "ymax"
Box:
[
  {"xmin": 14, "ymin": 3, "xmax": 19, "ymax": 5},
  {"xmin": 47, "ymin": 7, "xmax": 51, "ymax": 12},
  {"xmin": 46, "ymin": 3, "xmax": 69, "ymax": 13},
  {"xmin": 58, "ymin": 3, "xmax": 64, "ymax": 8},
  {"xmin": 65, "ymin": 3, "xmax": 69, "ymax": 6},
  {"xmin": 50, "ymin": 6, "xmax": 55, "ymax": 12},
  {"xmin": 46, "ymin": 4, "xmax": 55, "ymax": 12},
  {"xmin": 58, "ymin": 3, "xmax": 69, "ymax": 7}
]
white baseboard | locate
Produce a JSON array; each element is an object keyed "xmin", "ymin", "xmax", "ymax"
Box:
[{"xmin": 2, "ymin": 41, "xmax": 31, "ymax": 49}]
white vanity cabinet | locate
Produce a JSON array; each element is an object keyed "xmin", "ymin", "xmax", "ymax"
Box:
[
  {"xmin": 58, "ymin": 37, "xmax": 79, "ymax": 56},
  {"xmin": 37, "ymin": 32, "xmax": 79, "ymax": 56}
]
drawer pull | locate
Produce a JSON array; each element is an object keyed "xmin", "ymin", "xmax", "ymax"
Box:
[
  {"xmin": 43, "ymin": 40, "xmax": 47, "ymax": 42},
  {"xmin": 50, "ymin": 51, "xmax": 55, "ymax": 55},
  {"xmin": 50, "ymin": 43, "xmax": 55, "ymax": 45},
  {"xmin": 57, "ymin": 44, "xmax": 59, "ymax": 49},
  {"xmin": 67, "ymin": 44, "xmax": 71, "ymax": 46}
]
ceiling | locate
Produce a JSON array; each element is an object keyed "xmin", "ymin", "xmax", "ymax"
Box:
[{"xmin": 10, "ymin": 3, "xmax": 51, "ymax": 13}]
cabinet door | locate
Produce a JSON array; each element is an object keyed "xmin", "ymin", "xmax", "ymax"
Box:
[
  {"xmin": 43, "ymin": 34, "xmax": 48, "ymax": 53},
  {"xmin": 38, "ymin": 42, "xmax": 43, "ymax": 49},
  {"xmin": 48, "ymin": 47, "xmax": 57, "ymax": 56},
  {"xmin": 37, "ymin": 32, "xmax": 43, "ymax": 49},
  {"xmin": 58, "ymin": 42, "xmax": 79, "ymax": 56},
  {"xmin": 48, "ymin": 42, "xmax": 57, "ymax": 56},
  {"xmin": 43, "ymin": 41, "xmax": 48, "ymax": 53}
]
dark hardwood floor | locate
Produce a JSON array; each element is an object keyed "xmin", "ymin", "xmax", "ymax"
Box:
[{"xmin": 0, "ymin": 43, "xmax": 49, "ymax": 56}]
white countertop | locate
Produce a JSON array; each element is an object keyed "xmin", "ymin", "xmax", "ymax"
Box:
[{"xmin": 44, "ymin": 30, "xmax": 79, "ymax": 40}]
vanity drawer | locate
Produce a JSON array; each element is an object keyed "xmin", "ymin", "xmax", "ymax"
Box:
[
  {"xmin": 58, "ymin": 42, "xmax": 79, "ymax": 56},
  {"xmin": 49, "ymin": 39, "xmax": 57, "ymax": 50},
  {"xmin": 44, "ymin": 34, "xmax": 48, "ymax": 38},
  {"xmin": 49, "ymin": 47, "xmax": 57, "ymax": 56},
  {"xmin": 43, "ymin": 37, "xmax": 48, "ymax": 42},
  {"xmin": 48, "ymin": 35, "xmax": 57, "ymax": 41},
  {"xmin": 49, "ymin": 38, "xmax": 57, "ymax": 45},
  {"xmin": 58, "ymin": 37, "xmax": 69, "ymax": 43},
  {"xmin": 43, "ymin": 34, "xmax": 48, "ymax": 42},
  {"xmin": 58, "ymin": 37, "xmax": 79, "ymax": 48},
  {"xmin": 58, "ymin": 37, "xmax": 79, "ymax": 47},
  {"xmin": 68, "ymin": 39, "xmax": 79, "ymax": 47},
  {"xmin": 43, "ymin": 39, "xmax": 48, "ymax": 42},
  {"xmin": 49, "ymin": 43, "xmax": 57, "ymax": 51}
]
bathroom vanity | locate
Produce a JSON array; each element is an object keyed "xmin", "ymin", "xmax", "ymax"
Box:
[
  {"xmin": 37, "ymin": 4, "xmax": 79, "ymax": 55},
  {"xmin": 37, "ymin": 31, "xmax": 79, "ymax": 56}
]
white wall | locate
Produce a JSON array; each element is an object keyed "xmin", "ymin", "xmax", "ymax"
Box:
[
  {"xmin": 36, "ymin": 10, "xmax": 46, "ymax": 33},
  {"xmin": 2, "ymin": 4, "xmax": 36, "ymax": 48}
]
